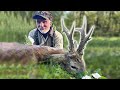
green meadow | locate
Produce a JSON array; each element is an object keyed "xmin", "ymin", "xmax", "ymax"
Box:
[
  {"xmin": 85, "ymin": 37, "xmax": 120, "ymax": 79},
  {"xmin": 0, "ymin": 11, "xmax": 120, "ymax": 79}
]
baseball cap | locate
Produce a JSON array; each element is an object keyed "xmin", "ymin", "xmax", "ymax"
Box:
[{"xmin": 32, "ymin": 11, "xmax": 53, "ymax": 21}]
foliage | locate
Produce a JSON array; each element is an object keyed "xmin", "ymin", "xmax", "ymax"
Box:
[
  {"xmin": 0, "ymin": 11, "xmax": 35, "ymax": 43},
  {"xmin": 0, "ymin": 63, "xmax": 73, "ymax": 79},
  {"xmin": 84, "ymin": 37, "xmax": 120, "ymax": 79}
]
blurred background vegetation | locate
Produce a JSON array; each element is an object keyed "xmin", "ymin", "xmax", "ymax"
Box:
[{"xmin": 0, "ymin": 11, "xmax": 120, "ymax": 79}]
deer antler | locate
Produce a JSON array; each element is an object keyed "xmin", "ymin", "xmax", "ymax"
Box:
[
  {"xmin": 76, "ymin": 16, "xmax": 95, "ymax": 55},
  {"xmin": 61, "ymin": 17, "xmax": 76, "ymax": 52}
]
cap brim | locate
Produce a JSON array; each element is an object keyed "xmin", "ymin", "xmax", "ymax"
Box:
[{"xmin": 32, "ymin": 15, "xmax": 47, "ymax": 20}]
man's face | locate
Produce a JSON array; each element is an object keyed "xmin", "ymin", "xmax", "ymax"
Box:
[{"xmin": 36, "ymin": 18, "xmax": 51, "ymax": 33}]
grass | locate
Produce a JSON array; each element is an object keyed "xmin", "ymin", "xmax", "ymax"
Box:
[
  {"xmin": 0, "ymin": 11, "xmax": 35, "ymax": 43},
  {"xmin": 0, "ymin": 63, "xmax": 73, "ymax": 79},
  {"xmin": 84, "ymin": 37, "xmax": 120, "ymax": 79}
]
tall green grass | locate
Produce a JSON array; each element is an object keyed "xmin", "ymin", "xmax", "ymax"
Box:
[
  {"xmin": 88, "ymin": 37, "xmax": 120, "ymax": 47},
  {"xmin": 83, "ymin": 37, "xmax": 120, "ymax": 79},
  {"xmin": 0, "ymin": 63, "xmax": 73, "ymax": 79},
  {"xmin": 0, "ymin": 11, "xmax": 35, "ymax": 43}
]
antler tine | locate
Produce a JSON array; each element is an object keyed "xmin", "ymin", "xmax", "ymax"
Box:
[
  {"xmin": 76, "ymin": 15, "xmax": 87, "ymax": 54},
  {"xmin": 61, "ymin": 17, "xmax": 75, "ymax": 52},
  {"xmin": 70, "ymin": 21, "xmax": 76, "ymax": 36},
  {"xmin": 69, "ymin": 21, "xmax": 76, "ymax": 52},
  {"xmin": 77, "ymin": 15, "xmax": 95, "ymax": 55},
  {"xmin": 86, "ymin": 25, "xmax": 95, "ymax": 41},
  {"xmin": 80, "ymin": 15, "xmax": 87, "ymax": 41},
  {"xmin": 61, "ymin": 18, "xmax": 69, "ymax": 38},
  {"xmin": 75, "ymin": 15, "xmax": 87, "ymax": 42}
]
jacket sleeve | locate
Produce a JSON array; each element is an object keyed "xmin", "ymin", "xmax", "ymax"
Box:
[
  {"xmin": 54, "ymin": 31, "xmax": 63, "ymax": 49},
  {"xmin": 28, "ymin": 29, "xmax": 36, "ymax": 45}
]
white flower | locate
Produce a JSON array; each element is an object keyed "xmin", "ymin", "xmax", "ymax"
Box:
[
  {"xmin": 82, "ymin": 75, "xmax": 91, "ymax": 79},
  {"xmin": 92, "ymin": 73, "xmax": 101, "ymax": 79}
]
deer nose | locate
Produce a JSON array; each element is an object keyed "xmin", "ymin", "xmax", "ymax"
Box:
[{"xmin": 78, "ymin": 68, "xmax": 85, "ymax": 73}]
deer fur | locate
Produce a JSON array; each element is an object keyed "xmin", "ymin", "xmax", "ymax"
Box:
[{"xmin": 0, "ymin": 42, "xmax": 65, "ymax": 64}]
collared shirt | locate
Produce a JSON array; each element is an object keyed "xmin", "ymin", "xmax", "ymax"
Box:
[{"xmin": 28, "ymin": 28, "xmax": 63, "ymax": 49}]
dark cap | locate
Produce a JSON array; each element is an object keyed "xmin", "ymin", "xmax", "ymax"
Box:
[{"xmin": 32, "ymin": 11, "xmax": 53, "ymax": 21}]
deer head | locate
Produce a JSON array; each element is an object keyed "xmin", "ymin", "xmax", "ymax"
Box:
[{"xmin": 61, "ymin": 15, "xmax": 95, "ymax": 74}]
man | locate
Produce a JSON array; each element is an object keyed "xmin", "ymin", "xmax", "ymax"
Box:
[{"xmin": 28, "ymin": 11, "xmax": 63, "ymax": 49}]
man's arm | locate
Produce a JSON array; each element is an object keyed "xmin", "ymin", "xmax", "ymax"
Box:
[
  {"xmin": 54, "ymin": 31, "xmax": 63, "ymax": 49},
  {"xmin": 28, "ymin": 36, "xmax": 35, "ymax": 45},
  {"xmin": 28, "ymin": 29, "xmax": 36, "ymax": 45}
]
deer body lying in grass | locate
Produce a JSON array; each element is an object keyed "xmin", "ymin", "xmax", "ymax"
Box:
[
  {"xmin": 0, "ymin": 42, "xmax": 65, "ymax": 64},
  {"xmin": 0, "ymin": 16, "xmax": 95, "ymax": 74}
]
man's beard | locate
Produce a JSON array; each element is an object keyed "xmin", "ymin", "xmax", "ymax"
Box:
[{"xmin": 37, "ymin": 27, "xmax": 49, "ymax": 34}]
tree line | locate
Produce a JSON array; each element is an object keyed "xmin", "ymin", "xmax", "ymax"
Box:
[{"xmin": 2, "ymin": 11, "xmax": 120, "ymax": 37}]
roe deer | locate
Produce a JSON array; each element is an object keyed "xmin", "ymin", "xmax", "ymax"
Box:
[{"xmin": 0, "ymin": 15, "xmax": 95, "ymax": 74}]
